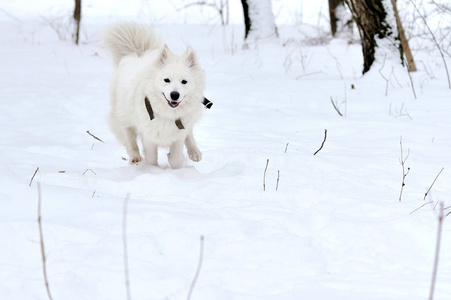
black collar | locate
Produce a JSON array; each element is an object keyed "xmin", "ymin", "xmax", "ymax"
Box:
[
  {"xmin": 144, "ymin": 96, "xmax": 155, "ymax": 120},
  {"xmin": 144, "ymin": 96, "xmax": 213, "ymax": 130},
  {"xmin": 145, "ymin": 96, "xmax": 185, "ymax": 130},
  {"xmin": 203, "ymin": 97, "xmax": 213, "ymax": 109}
]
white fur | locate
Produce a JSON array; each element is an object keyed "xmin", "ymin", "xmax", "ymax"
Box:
[{"xmin": 103, "ymin": 22, "xmax": 205, "ymax": 168}]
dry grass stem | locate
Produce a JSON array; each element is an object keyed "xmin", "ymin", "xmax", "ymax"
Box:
[
  {"xmin": 263, "ymin": 159, "xmax": 269, "ymax": 191},
  {"xmin": 37, "ymin": 183, "xmax": 53, "ymax": 300},
  {"xmin": 429, "ymin": 202, "xmax": 444, "ymax": 300},
  {"xmin": 424, "ymin": 168, "xmax": 444, "ymax": 201},
  {"xmin": 398, "ymin": 136, "xmax": 410, "ymax": 202},
  {"xmin": 29, "ymin": 167, "xmax": 40, "ymax": 187},
  {"xmin": 82, "ymin": 169, "xmax": 97, "ymax": 176},
  {"xmin": 86, "ymin": 130, "xmax": 104, "ymax": 143},
  {"xmin": 122, "ymin": 194, "xmax": 132, "ymax": 300},
  {"xmin": 410, "ymin": 201, "xmax": 434, "ymax": 215},
  {"xmin": 313, "ymin": 129, "xmax": 328, "ymax": 155},
  {"xmin": 187, "ymin": 236, "xmax": 205, "ymax": 300},
  {"xmin": 330, "ymin": 97, "xmax": 343, "ymax": 117}
]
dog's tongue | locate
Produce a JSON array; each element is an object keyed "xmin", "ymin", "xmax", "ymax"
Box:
[{"xmin": 169, "ymin": 101, "xmax": 179, "ymax": 108}]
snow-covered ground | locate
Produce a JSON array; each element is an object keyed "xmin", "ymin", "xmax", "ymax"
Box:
[{"xmin": 1, "ymin": 1, "xmax": 451, "ymax": 299}]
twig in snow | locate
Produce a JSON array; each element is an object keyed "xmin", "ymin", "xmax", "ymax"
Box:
[
  {"xmin": 187, "ymin": 236, "xmax": 205, "ymax": 300},
  {"xmin": 82, "ymin": 169, "xmax": 96, "ymax": 176},
  {"xmin": 378, "ymin": 54, "xmax": 396, "ymax": 97},
  {"xmin": 263, "ymin": 159, "xmax": 269, "ymax": 191},
  {"xmin": 398, "ymin": 136, "xmax": 410, "ymax": 202},
  {"xmin": 122, "ymin": 194, "xmax": 132, "ymax": 300},
  {"xmin": 433, "ymin": 202, "xmax": 439, "ymax": 210},
  {"xmin": 326, "ymin": 46, "xmax": 344, "ymax": 80},
  {"xmin": 410, "ymin": 201, "xmax": 434, "ymax": 215},
  {"xmin": 313, "ymin": 129, "xmax": 327, "ymax": 155},
  {"xmin": 86, "ymin": 130, "xmax": 104, "ymax": 143},
  {"xmin": 444, "ymin": 206, "xmax": 451, "ymax": 218},
  {"xmin": 284, "ymin": 143, "xmax": 289, "ymax": 153},
  {"xmin": 276, "ymin": 170, "xmax": 280, "ymax": 191},
  {"xmin": 330, "ymin": 97, "xmax": 343, "ymax": 117},
  {"xmin": 295, "ymin": 71, "xmax": 324, "ymax": 80},
  {"xmin": 389, "ymin": 103, "xmax": 412, "ymax": 120},
  {"xmin": 429, "ymin": 202, "xmax": 445, "ymax": 300},
  {"xmin": 29, "ymin": 167, "xmax": 40, "ymax": 187},
  {"xmin": 424, "ymin": 168, "xmax": 444, "ymax": 201},
  {"xmin": 343, "ymin": 83, "xmax": 348, "ymax": 117},
  {"xmin": 37, "ymin": 183, "xmax": 53, "ymax": 300}
]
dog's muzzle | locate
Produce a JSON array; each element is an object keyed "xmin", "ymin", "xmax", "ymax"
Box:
[{"xmin": 164, "ymin": 92, "xmax": 180, "ymax": 108}]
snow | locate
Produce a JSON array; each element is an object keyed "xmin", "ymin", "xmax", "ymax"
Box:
[{"xmin": 1, "ymin": 1, "xmax": 451, "ymax": 299}]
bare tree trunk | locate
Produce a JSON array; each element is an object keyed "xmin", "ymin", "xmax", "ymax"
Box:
[
  {"xmin": 240, "ymin": 0, "xmax": 278, "ymax": 44},
  {"xmin": 390, "ymin": 0, "xmax": 417, "ymax": 72},
  {"xmin": 74, "ymin": 0, "xmax": 81, "ymax": 45},
  {"xmin": 329, "ymin": 0, "xmax": 343, "ymax": 36},
  {"xmin": 241, "ymin": 0, "xmax": 251, "ymax": 39},
  {"xmin": 345, "ymin": 0, "xmax": 394, "ymax": 74}
]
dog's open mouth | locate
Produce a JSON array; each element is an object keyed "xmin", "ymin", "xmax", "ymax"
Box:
[
  {"xmin": 168, "ymin": 100, "xmax": 180, "ymax": 108},
  {"xmin": 163, "ymin": 93, "xmax": 180, "ymax": 108}
]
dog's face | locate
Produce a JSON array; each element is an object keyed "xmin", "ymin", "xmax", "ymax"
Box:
[{"xmin": 154, "ymin": 45, "xmax": 200, "ymax": 109}]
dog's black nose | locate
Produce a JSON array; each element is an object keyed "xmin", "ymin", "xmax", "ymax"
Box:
[{"xmin": 170, "ymin": 92, "xmax": 180, "ymax": 101}]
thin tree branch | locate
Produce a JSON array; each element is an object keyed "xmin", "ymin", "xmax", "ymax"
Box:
[{"xmin": 409, "ymin": 0, "xmax": 451, "ymax": 89}]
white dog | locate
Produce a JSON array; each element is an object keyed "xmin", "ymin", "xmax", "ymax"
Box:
[{"xmin": 103, "ymin": 23, "xmax": 206, "ymax": 168}]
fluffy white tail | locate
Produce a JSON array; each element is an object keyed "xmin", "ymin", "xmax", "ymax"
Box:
[{"xmin": 103, "ymin": 22, "xmax": 161, "ymax": 66}]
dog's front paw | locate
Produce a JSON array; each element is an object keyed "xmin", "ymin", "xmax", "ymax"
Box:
[
  {"xmin": 130, "ymin": 155, "xmax": 143, "ymax": 165},
  {"xmin": 167, "ymin": 152, "xmax": 184, "ymax": 169},
  {"xmin": 188, "ymin": 149, "xmax": 202, "ymax": 162}
]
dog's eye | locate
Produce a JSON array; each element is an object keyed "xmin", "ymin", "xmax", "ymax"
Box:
[
  {"xmin": 164, "ymin": 78, "xmax": 170, "ymax": 83},
  {"xmin": 181, "ymin": 80, "xmax": 188, "ymax": 85}
]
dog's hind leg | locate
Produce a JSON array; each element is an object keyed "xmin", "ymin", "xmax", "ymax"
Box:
[
  {"xmin": 185, "ymin": 131, "xmax": 202, "ymax": 162},
  {"xmin": 108, "ymin": 114, "xmax": 142, "ymax": 164}
]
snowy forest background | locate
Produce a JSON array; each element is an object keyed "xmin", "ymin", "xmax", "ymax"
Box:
[{"xmin": 1, "ymin": 0, "xmax": 451, "ymax": 299}]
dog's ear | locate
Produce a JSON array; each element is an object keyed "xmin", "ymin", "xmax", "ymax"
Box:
[
  {"xmin": 185, "ymin": 46, "xmax": 198, "ymax": 68},
  {"xmin": 157, "ymin": 45, "xmax": 169, "ymax": 67}
]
